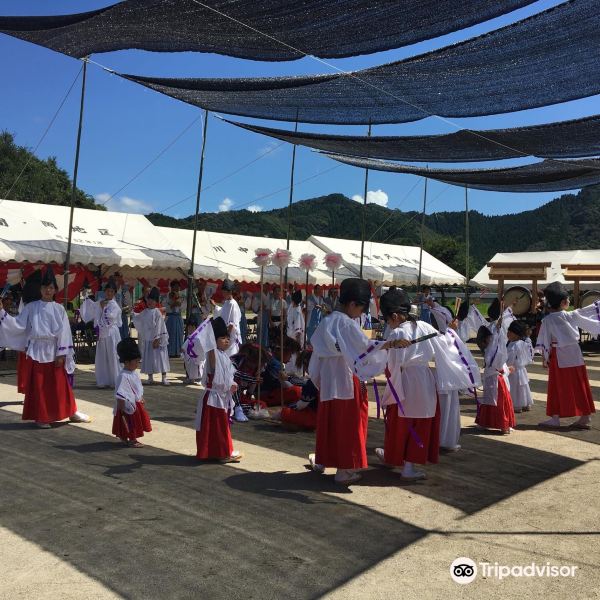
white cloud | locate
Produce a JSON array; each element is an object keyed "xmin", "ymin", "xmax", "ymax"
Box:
[
  {"xmin": 218, "ymin": 197, "xmax": 234, "ymax": 212},
  {"xmin": 352, "ymin": 189, "xmax": 389, "ymax": 207},
  {"xmin": 95, "ymin": 193, "xmax": 153, "ymax": 214},
  {"xmin": 246, "ymin": 205, "xmax": 263, "ymax": 213}
]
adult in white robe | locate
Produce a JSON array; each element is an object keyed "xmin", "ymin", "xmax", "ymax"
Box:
[
  {"xmin": 80, "ymin": 284, "xmax": 122, "ymax": 388},
  {"xmin": 131, "ymin": 288, "xmax": 170, "ymax": 385},
  {"xmin": 218, "ymin": 282, "xmax": 242, "ymax": 357}
]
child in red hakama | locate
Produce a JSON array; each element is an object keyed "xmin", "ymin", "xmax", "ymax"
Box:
[
  {"xmin": 112, "ymin": 338, "xmax": 151, "ymax": 447},
  {"xmin": 195, "ymin": 317, "xmax": 243, "ymax": 462},
  {"xmin": 375, "ymin": 290, "xmax": 480, "ymax": 480},
  {"xmin": 535, "ymin": 281, "xmax": 600, "ymax": 429},
  {"xmin": 308, "ymin": 278, "xmax": 393, "ymax": 485},
  {"xmin": 475, "ymin": 321, "xmax": 516, "ymax": 435},
  {"xmin": 0, "ymin": 266, "xmax": 90, "ymax": 428}
]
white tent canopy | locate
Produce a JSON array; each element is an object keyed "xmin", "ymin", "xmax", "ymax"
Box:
[
  {"xmin": 158, "ymin": 228, "xmax": 348, "ymax": 284},
  {"xmin": 0, "ymin": 199, "xmax": 188, "ymax": 272},
  {"xmin": 0, "ymin": 200, "xmax": 462, "ymax": 287},
  {"xmin": 309, "ymin": 236, "xmax": 465, "ymax": 286},
  {"xmin": 0, "ymin": 200, "xmax": 67, "ymax": 263},
  {"xmin": 471, "ymin": 250, "xmax": 600, "ymax": 290}
]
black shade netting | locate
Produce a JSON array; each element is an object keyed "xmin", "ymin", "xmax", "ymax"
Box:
[
  {"xmin": 224, "ymin": 115, "xmax": 600, "ymax": 163},
  {"xmin": 0, "ymin": 0, "xmax": 536, "ymax": 61},
  {"xmin": 324, "ymin": 154, "xmax": 600, "ymax": 193},
  {"xmin": 121, "ymin": 0, "xmax": 600, "ymax": 125}
]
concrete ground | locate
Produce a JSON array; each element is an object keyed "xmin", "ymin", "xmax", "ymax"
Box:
[{"xmin": 0, "ymin": 347, "xmax": 599, "ymax": 600}]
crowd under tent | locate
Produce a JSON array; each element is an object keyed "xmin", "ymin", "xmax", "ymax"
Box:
[{"xmin": 309, "ymin": 236, "xmax": 464, "ymax": 286}]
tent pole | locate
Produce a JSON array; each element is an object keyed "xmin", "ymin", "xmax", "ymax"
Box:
[
  {"xmin": 284, "ymin": 114, "xmax": 299, "ymax": 289},
  {"xmin": 465, "ymin": 185, "xmax": 470, "ymax": 302},
  {"xmin": 63, "ymin": 58, "xmax": 88, "ymax": 308},
  {"xmin": 417, "ymin": 176, "xmax": 428, "ymax": 290},
  {"xmin": 359, "ymin": 120, "xmax": 372, "ymax": 279},
  {"xmin": 186, "ymin": 109, "xmax": 209, "ymax": 326}
]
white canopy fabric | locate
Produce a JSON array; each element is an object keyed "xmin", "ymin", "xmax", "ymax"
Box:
[
  {"xmin": 471, "ymin": 250, "xmax": 600, "ymax": 290},
  {"xmin": 158, "ymin": 228, "xmax": 344, "ymax": 284},
  {"xmin": 0, "ymin": 200, "xmax": 67, "ymax": 263},
  {"xmin": 0, "ymin": 200, "xmax": 188, "ymax": 271},
  {"xmin": 0, "ymin": 200, "xmax": 462, "ymax": 286},
  {"xmin": 309, "ymin": 236, "xmax": 465, "ymax": 285}
]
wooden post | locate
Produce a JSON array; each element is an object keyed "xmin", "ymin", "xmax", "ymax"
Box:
[{"xmin": 574, "ymin": 279, "xmax": 581, "ymax": 308}]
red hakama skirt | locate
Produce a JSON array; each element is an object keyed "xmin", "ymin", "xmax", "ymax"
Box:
[
  {"xmin": 21, "ymin": 357, "xmax": 77, "ymax": 423},
  {"xmin": 260, "ymin": 385, "xmax": 302, "ymax": 407},
  {"xmin": 281, "ymin": 406, "xmax": 317, "ymax": 430},
  {"xmin": 196, "ymin": 392, "xmax": 234, "ymax": 460},
  {"xmin": 476, "ymin": 375, "xmax": 516, "ymax": 431},
  {"xmin": 17, "ymin": 351, "xmax": 27, "ymax": 394},
  {"xmin": 315, "ymin": 376, "xmax": 368, "ymax": 469},
  {"xmin": 383, "ymin": 400, "xmax": 441, "ymax": 466},
  {"xmin": 112, "ymin": 402, "xmax": 152, "ymax": 441},
  {"xmin": 547, "ymin": 349, "xmax": 596, "ymax": 417}
]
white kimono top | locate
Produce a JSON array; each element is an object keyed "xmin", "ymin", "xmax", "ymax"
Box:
[
  {"xmin": 383, "ymin": 321, "xmax": 481, "ymax": 418},
  {"xmin": 309, "ymin": 311, "xmax": 387, "ymax": 402},
  {"xmin": 481, "ymin": 324, "xmax": 509, "ymax": 406},
  {"xmin": 286, "ymin": 305, "xmax": 305, "ymax": 341},
  {"xmin": 195, "ymin": 349, "xmax": 237, "ymax": 430},
  {"xmin": 132, "ymin": 308, "xmax": 168, "ymax": 348},
  {"xmin": 80, "ymin": 298, "xmax": 122, "ymax": 339},
  {"xmin": 0, "ymin": 300, "xmax": 75, "ymax": 373},
  {"xmin": 535, "ymin": 304, "xmax": 600, "ymax": 368},
  {"xmin": 114, "ymin": 369, "xmax": 143, "ymax": 415},
  {"xmin": 507, "ymin": 338, "xmax": 534, "ymax": 387},
  {"xmin": 218, "ymin": 299, "xmax": 241, "ymax": 356}
]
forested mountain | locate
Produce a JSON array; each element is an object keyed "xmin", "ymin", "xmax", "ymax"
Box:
[
  {"xmin": 0, "ymin": 132, "xmax": 102, "ymax": 210},
  {"xmin": 2, "ymin": 130, "xmax": 600, "ymax": 276},
  {"xmin": 148, "ymin": 187, "xmax": 600, "ymax": 277}
]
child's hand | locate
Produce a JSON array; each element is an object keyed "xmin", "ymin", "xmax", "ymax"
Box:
[
  {"xmin": 230, "ymin": 383, "xmax": 238, "ymax": 393},
  {"xmin": 55, "ymin": 355, "xmax": 65, "ymax": 367},
  {"xmin": 542, "ymin": 361, "xmax": 548, "ymax": 369},
  {"xmin": 508, "ymin": 366, "xmax": 515, "ymax": 374},
  {"xmin": 152, "ymin": 339, "xmax": 160, "ymax": 349}
]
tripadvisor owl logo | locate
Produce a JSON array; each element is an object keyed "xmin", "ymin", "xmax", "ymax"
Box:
[{"xmin": 450, "ymin": 557, "xmax": 477, "ymax": 584}]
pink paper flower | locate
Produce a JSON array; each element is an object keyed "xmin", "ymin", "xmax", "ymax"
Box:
[
  {"xmin": 272, "ymin": 248, "xmax": 292, "ymax": 269},
  {"xmin": 299, "ymin": 253, "xmax": 317, "ymax": 272},
  {"xmin": 324, "ymin": 253, "xmax": 343, "ymax": 272},
  {"xmin": 253, "ymin": 248, "xmax": 273, "ymax": 267}
]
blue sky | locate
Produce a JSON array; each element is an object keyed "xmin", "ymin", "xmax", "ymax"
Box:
[{"xmin": 1, "ymin": 0, "xmax": 598, "ymax": 221}]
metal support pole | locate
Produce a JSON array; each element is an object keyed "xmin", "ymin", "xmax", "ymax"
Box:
[
  {"xmin": 284, "ymin": 116, "xmax": 299, "ymax": 288},
  {"xmin": 417, "ymin": 176, "xmax": 428, "ymax": 290},
  {"xmin": 465, "ymin": 185, "xmax": 470, "ymax": 302},
  {"xmin": 186, "ymin": 109, "xmax": 209, "ymax": 325},
  {"xmin": 359, "ymin": 121, "xmax": 372, "ymax": 279},
  {"xmin": 63, "ymin": 59, "xmax": 88, "ymax": 307}
]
